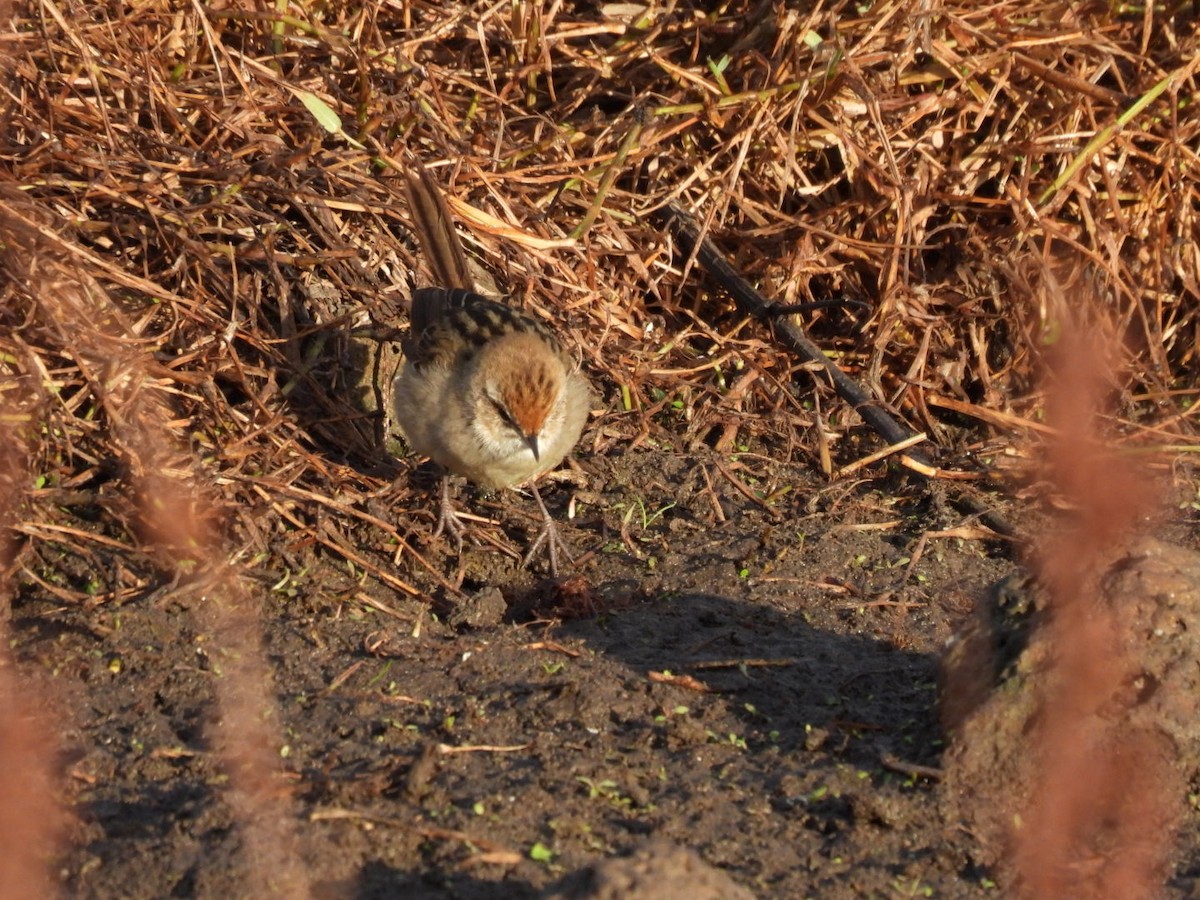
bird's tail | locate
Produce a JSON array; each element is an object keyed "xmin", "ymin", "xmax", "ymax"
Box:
[{"xmin": 404, "ymin": 164, "xmax": 476, "ymax": 293}]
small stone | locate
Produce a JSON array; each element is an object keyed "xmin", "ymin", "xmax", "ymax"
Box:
[
  {"xmin": 540, "ymin": 837, "xmax": 755, "ymax": 900},
  {"xmin": 448, "ymin": 586, "xmax": 507, "ymax": 629}
]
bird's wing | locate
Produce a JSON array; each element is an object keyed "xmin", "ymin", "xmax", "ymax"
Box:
[{"xmin": 405, "ymin": 288, "xmax": 562, "ymax": 369}]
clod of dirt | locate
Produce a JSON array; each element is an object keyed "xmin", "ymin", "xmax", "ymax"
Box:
[
  {"xmin": 513, "ymin": 575, "xmax": 638, "ymax": 621},
  {"xmin": 401, "ymin": 742, "xmax": 440, "ymax": 801},
  {"xmin": 539, "ymin": 837, "xmax": 756, "ymax": 900},
  {"xmin": 447, "ymin": 586, "xmax": 508, "ymax": 629},
  {"xmin": 940, "ymin": 537, "xmax": 1200, "ymax": 875}
]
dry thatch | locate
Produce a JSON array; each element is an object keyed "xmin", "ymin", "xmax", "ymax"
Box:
[{"xmin": 2, "ymin": 0, "xmax": 1200, "ymax": 586}]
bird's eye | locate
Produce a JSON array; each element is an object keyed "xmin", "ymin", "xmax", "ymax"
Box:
[{"xmin": 490, "ymin": 399, "xmax": 515, "ymax": 426}]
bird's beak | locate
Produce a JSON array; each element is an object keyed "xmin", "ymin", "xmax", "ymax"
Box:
[{"xmin": 525, "ymin": 433, "xmax": 541, "ymax": 461}]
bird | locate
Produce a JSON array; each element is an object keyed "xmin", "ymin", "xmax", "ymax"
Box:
[{"xmin": 392, "ymin": 165, "xmax": 591, "ymax": 573}]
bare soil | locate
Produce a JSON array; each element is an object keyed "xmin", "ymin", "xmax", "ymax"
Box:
[{"xmin": 21, "ymin": 433, "xmax": 1196, "ymax": 899}]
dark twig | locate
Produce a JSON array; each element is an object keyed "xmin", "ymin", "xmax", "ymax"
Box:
[
  {"xmin": 657, "ymin": 204, "xmax": 1019, "ymax": 539},
  {"xmin": 762, "ymin": 297, "xmax": 872, "ymax": 317},
  {"xmin": 657, "ymin": 204, "xmax": 929, "ymax": 464}
]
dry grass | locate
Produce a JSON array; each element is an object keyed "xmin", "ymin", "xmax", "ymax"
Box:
[
  {"xmin": 0, "ymin": 353, "xmax": 62, "ymax": 897},
  {"xmin": 3, "ymin": 0, "xmax": 1200, "ymax": 892},
  {"xmin": 3, "ymin": 2, "xmax": 1198, "ymax": 496},
  {"xmin": 1016, "ymin": 327, "xmax": 1178, "ymax": 898},
  {"xmin": 5, "ymin": 0, "xmax": 1199, "ymax": 576}
]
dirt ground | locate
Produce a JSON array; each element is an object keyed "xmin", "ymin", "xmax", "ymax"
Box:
[{"xmin": 11, "ymin": 432, "xmax": 1196, "ymax": 898}]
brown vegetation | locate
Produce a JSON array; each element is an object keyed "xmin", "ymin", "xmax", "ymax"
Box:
[{"xmin": 2, "ymin": 0, "xmax": 1199, "ymax": 895}]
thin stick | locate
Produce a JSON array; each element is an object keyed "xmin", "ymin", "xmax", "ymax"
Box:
[{"xmin": 658, "ymin": 204, "xmax": 929, "ymax": 467}]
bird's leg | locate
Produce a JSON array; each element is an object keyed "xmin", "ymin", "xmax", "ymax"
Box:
[
  {"xmin": 522, "ymin": 479, "xmax": 575, "ymax": 576},
  {"xmin": 431, "ymin": 474, "xmax": 468, "ymax": 555}
]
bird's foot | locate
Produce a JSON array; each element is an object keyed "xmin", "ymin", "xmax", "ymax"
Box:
[
  {"xmin": 521, "ymin": 481, "xmax": 575, "ymax": 576},
  {"xmin": 431, "ymin": 477, "xmax": 468, "ymax": 555}
]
